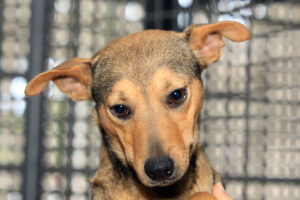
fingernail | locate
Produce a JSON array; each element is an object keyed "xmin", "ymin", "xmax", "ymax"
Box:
[{"xmin": 217, "ymin": 182, "xmax": 225, "ymax": 192}]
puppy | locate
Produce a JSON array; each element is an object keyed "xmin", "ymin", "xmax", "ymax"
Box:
[{"xmin": 25, "ymin": 21, "xmax": 250, "ymax": 200}]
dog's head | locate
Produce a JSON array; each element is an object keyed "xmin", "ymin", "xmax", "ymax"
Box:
[{"xmin": 25, "ymin": 21, "xmax": 250, "ymax": 187}]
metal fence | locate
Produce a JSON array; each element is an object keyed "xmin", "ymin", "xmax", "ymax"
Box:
[{"xmin": 0, "ymin": 0, "xmax": 299, "ymax": 200}]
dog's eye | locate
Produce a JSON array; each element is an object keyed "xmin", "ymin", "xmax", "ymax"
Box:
[
  {"xmin": 110, "ymin": 105, "xmax": 130, "ymax": 119},
  {"xmin": 168, "ymin": 88, "xmax": 187, "ymax": 106}
]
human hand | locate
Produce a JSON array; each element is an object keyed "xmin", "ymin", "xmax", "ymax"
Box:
[
  {"xmin": 212, "ymin": 183, "xmax": 233, "ymax": 200},
  {"xmin": 188, "ymin": 183, "xmax": 233, "ymax": 200}
]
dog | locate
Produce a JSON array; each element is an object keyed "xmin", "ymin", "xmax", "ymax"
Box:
[{"xmin": 25, "ymin": 21, "xmax": 250, "ymax": 200}]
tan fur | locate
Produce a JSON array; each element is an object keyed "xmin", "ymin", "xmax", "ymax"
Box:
[
  {"xmin": 25, "ymin": 21, "xmax": 250, "ymax": 200},
  {"xmin": 184, "ymin": 21, "xmax": 250, "ymax": 68},
  {"xmin": 97, "ymin": 69, "xmax": 204, "ymax": 188},
  {"xmin": 25, "ymin": 58, "xmax": 92, "ymax": 100},
  {"xmin": 189, "ymin": 192, "xmax": 217, "ymax": 200}
]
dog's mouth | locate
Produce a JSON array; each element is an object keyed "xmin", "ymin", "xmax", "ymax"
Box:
[
  {"xmin": 149, "ymin": 177, "xmax": 179, "ymax": 187},
  {"xmin": 146, "ymin": 172, "xmax": 179, "ymax": 187}
]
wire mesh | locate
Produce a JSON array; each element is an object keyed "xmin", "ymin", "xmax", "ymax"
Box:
[
  {"xmin": 0, "ymin": 0, "xmax": 299, "ymax": 200},
  {"xmin": 0, "ymin": 0, "xmax": 31, "ymax": 199}
]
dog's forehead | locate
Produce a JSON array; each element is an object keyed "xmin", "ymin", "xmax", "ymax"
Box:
[{"xmin": 91, "ymin": 30, "xmax": 199, "ymax": 103}]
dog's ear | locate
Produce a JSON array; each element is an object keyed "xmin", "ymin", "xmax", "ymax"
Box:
[
  {"xmin": 25, "ymin": 57, "xmax": 92, "ymax": 101},
  {"xmin": 184, "ymin": 21, "xmax": 250, "ymax": 69}
]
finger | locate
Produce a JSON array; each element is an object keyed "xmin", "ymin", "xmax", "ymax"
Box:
[
  {"xmin": 189, "ymin": 192, "xmax": 216, "ymax": 200},
  {"xmin": 213, "ymin": 183, "xmax": 233, "ymax": 200}
]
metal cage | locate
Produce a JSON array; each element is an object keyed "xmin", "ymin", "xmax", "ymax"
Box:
[{"xmin": 0, "ymin": 0, "xmax": 299, "ymax": 200}]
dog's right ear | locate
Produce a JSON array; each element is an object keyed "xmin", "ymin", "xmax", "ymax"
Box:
[{"xmin": 25, "ymin": 57, "xmax": 92, "ymax": 101}]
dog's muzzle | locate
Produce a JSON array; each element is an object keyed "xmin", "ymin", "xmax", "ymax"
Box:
[{"xmin": 144, "ymin": 156, "xmax": 174, "ymax": 182}]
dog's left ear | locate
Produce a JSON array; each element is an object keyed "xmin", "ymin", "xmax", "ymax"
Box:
[
  {"xmin": 25, "ymin": 57, "xmax": 92, "ymax": 101},
  {"xmin": 184, "ymin": 21, "xmax": 250, "ymax": 69}
]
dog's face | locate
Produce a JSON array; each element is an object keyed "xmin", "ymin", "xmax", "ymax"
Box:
[
  {"xmin": 98, "ymin": 70, "xmax": 203, "ymax": 187},
  {"xmin": 25, "ymin": 22, "xmax": 250, "ymax": 187},
  {"xmin": 91, "ymin": 31, "xmax": 204, "ymax": 186}
]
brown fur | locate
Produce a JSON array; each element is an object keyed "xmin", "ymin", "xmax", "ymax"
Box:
[
  {"xmin": 91, "ymin": 30, "xmax": 199, "ymax": 103},
  {"xmin": 25, "ymin": 21, "xmax": 250, "ymax": 200}
]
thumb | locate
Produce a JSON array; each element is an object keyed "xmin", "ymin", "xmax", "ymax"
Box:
[{"xmin": 213, "ymin": 183, "xmax": 233, "ymax": 200}]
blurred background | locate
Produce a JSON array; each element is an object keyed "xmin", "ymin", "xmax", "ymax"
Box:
[{"xmin": 0, "ymin": 0, "xmax": 299, "ymax": 199}]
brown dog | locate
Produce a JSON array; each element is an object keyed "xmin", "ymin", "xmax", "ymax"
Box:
[{"xmin": 25, "ymin": 21, "xmax": 250, "ymax": 200}]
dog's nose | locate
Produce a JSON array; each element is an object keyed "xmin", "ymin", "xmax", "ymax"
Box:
[{"xmin": 144, "ymin": 156, "xmax": 174, "ymax": 181}]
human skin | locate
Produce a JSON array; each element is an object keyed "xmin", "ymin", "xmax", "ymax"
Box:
[{"xmin": 213, "ymin": 183, "xmax": 233, "ymax": 200}]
